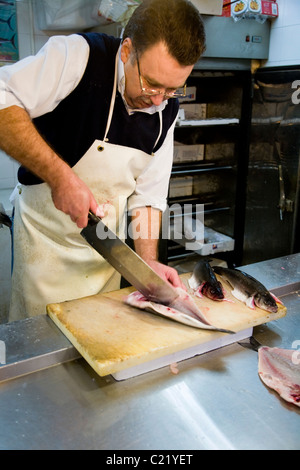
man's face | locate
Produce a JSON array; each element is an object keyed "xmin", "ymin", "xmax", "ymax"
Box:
[{"xmin": 121, "ymin": 39, "xmax": 194, "ymax": 109}]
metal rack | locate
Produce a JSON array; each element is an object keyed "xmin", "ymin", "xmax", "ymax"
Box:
[{"xmin": 164, "ymin": 68, "xmax": 253, "ymax": 267}]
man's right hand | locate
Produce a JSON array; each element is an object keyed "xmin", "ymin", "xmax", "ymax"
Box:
[
  {"xmin": 50, "ymin": 169, "xmax": 104, "ymax": 228},
  {"xmin": 0, "ymin": 106, "xmax": 104, "ymax": 228}
]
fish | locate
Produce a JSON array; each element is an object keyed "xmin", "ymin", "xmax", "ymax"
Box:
[
  {"xmin": 258, "ymin": 346, "xmax": 300, "ymax": 407},
  {"xmin": 213, "ymin": 266, "xmax": 280, "ymax": 313},
  {"xmin": 124, "ymin": 288, "xmax": 234, "ymax": 333},
  {"xmin": 188, "ymin": 260, "xmax": 225, "ymax": 301}
]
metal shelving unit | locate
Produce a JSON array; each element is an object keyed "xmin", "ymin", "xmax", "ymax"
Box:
[{"xmin": 164, "ymin": 68, "xmax": 253, "ymax": 267}]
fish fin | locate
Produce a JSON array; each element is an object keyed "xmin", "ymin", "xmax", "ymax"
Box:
[
  {"xmin": 194, "ymin": 286, "xmax": 203, "ymax": 299},
  {"xmin": 231, "ymin": 287, "xmax": 248, "ymax": 303},
  {"xmin": 246, "ymin": 296, "xmax": 256, "ymax": 309},
  {"xmin": 270, "ymin": 292, "xmax": 283, "ymax": 305},
  {"xmin": 188, "ymin": 274, "xmax": 199, "ymax": 290},
  {"xmin": 231, "ymin": 288, "xmax": 255, "ymax": 309}
]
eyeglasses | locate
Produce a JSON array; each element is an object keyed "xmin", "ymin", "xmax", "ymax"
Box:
[{"xmin": 136, "ymin": 53, "xmax": 187, "ymax": 99}]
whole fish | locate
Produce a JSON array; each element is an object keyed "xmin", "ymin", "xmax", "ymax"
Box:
[
  {"xmin": 213, "ymin": 266, "xmax": 279, "ymax": 313},
  {"xmin": 188, "ymin": 260, "xmax": 224, "ymax": 301}
]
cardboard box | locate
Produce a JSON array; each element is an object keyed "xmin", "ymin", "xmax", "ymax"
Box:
[
  {"xmin": 169, "ymin": 177, "xmax": 193, "ymax": 198},
  {"xmin": 261, "ymin": 1, "xmax": 278, "ymax": 17},
  {"xmin": 222, "ymin": 0, "xmax": 278, "ymax": 19},
  {"xmin": 173, "ymin": 143, "xmax": 205, "ymax": 163},
  {"xmin": 181, "ymin": 103, "xmax": 207, "ymax": 120},
  {"xmin": 222, "ymin": 0, "xmax": 231, "ymax": 17},
  {"xmin": 190, "ymin": 0, "xmax": 223, "ymax": 16}
]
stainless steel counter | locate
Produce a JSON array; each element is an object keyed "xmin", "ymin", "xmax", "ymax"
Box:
[{"xmin": 0, "ymin": 254, "xmax": 299, "ymax": 450}]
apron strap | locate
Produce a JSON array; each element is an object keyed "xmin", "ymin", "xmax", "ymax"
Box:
[
  {"xmin": 104, "ymin": 47, "xmax": 163, "ymax": 154},
  {"xmin": 103, "ymin": 49, "xmax": 119, "ymax": 142},
  {"xmin": 153, "ymin": 110, "xmax": 163, "ymax": 153}
]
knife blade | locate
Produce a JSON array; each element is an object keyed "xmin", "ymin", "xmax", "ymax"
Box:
[{"xmin": 80, "ymin": 212, "xmax": 179, "ymax": 305}]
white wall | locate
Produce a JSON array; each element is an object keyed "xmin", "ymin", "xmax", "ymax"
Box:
[{"xmin": 264, "ymin": 0, "xmax": 300, "ymax": 67}]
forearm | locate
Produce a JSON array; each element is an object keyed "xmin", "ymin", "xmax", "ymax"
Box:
[
  {"xmin": 0, "ymin": 105, "xmax": 100, "ymax": 227},
  {"xmin": 132, "ymin": 206, "xmax": 161, "ymax": 262},
  {"xmin": 132, "ymin": 206, "xmax": 185, "ymax": 289},
  {"xmin": 0, "ymin": 105, "xmax": 71, "ymax": 188}
]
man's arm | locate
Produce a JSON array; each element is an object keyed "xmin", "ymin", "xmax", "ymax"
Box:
[
  {"xmin": 0, "ymin": 106, "xmax": 101, "ymax": 227},
  {"xmin": 131, "ymin": 206, "xmax": 185, "ymax": 289}
]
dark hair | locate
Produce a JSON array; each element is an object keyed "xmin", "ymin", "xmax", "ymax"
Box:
[{"xmin": 123, "ymin": 0, "xmax": 206, "ymax": 65}]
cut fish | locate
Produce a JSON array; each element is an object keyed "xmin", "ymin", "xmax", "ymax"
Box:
[
  {"xmin": 124, "ymin": 288, "xmax": 234, "ymax": 333},
  {"xmin": 258, "ymin": 346, "xmax": 300, "ymax": 408}
]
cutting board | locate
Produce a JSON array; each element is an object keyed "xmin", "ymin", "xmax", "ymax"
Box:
[{"xmin": 47, "ymin": 274, "xmax": 286, "ymax": 380}]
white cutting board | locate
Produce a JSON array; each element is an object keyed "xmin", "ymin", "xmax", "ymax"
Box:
[{"xmin": 47, "ymin": 274, "xmax": 286, "ymax": 380}]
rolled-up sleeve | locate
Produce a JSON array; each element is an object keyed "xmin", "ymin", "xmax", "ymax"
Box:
[
  {"xmin": 0, "ymin": 34, "xmax": 89, "ymax": 117},
  {"xmin": 127, "ymin": 116, "xmax": 177, "ymax": 213}
]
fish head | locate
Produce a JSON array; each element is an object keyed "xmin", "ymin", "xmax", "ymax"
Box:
[
  {"xmin": 202, "ymin": 281, "xmax": 224, "ymax": 301},
  {"xmin": 254, "ymin": 292, "xmax": 278, "ymax": 313}
]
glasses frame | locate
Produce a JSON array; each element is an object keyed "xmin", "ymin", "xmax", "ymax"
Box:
[{"xmin": 135, "ymin": 51, "xmax": 187, "ymax": 99}]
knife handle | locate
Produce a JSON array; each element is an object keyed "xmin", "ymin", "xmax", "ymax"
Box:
[{"xmin": 88, "ymin": 210, "xmax": 101, "ymax": 226}]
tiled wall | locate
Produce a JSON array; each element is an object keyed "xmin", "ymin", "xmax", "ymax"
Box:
[{"xmin": 265, "ymin": 0, "xmax": 300, "ymax": 67}]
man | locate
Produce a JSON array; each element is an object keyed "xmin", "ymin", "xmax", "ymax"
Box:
[{"xmin": 0, "ymin": 0, "xmax": 206, "ymax": 320}]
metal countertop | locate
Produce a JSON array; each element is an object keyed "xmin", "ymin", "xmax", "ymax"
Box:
[{"xmin": 0, "ymin": 254, "xmax": 299, "ymax": 450}]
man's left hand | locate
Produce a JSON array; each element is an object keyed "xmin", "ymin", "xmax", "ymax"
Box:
[{"xmin": 147, "ymin": 260, "xmax": 186, "ymax": 290}]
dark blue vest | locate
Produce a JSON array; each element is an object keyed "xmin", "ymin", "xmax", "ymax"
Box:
[{"xmin": 18, "ymin": 33, "xmax": 179, "ymax": 185}]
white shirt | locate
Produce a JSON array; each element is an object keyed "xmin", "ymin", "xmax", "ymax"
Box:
[{"xmin": 0, "ymin": 34, "xmax": 177, "ymax": 212}]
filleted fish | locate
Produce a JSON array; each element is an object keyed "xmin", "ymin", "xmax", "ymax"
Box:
[{"xmin": 124, "ymin": 287, "xmax": 234, "ymax": 333}]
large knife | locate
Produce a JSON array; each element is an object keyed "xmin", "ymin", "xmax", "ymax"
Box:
[{"xmin": 80, "ymin": 212, "xmax": 179, "ymax": 305}]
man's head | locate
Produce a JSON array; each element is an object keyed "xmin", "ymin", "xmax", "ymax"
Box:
[
  {"xmin": 120, "ymin": 0, "xmax": 206, "ymax": 109},
  {"xmin": 123, "ymin": 0, "xmax": 206, "ymax": 66}
]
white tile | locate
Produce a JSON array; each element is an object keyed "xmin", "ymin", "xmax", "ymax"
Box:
[
  {"xmin": 273, "ymin": 0, "xmax": 287, "ymax": 28},
  {"xmin": 17, "ymin": 32, "xmax": 34, "ymax": 59},
  {"xmin": 281, "ymin": 0, "xmax": 300, "ymax": 27},
  {"xmin": 277, "ymin": 25, "xmax": 300, "ymax": 62},
  {"xmin": 0, "ymin": 188, "xmax": 14, "ymax": 212},
  {"xmin": 16, "ymin": 0, "xmax": 32, "ymax": 35},
  {"xmin": 267, "ymin": 23, "xmax": 300, "ymax": 66},
  {"xmin": 33, "ymin": 34, "xmax": 49, "ymax": 54},
  {"xmin": 0, "ymin": 153, "xmax": 14, "ymax": 179},
  {"xmin": 0, "ymin": 177, "xmax": 15, "ymax": 189}
]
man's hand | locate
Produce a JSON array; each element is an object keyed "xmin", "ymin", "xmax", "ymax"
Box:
[
  {"xmin": 147, "ymin": 259, "xmax": 186, "ymax": 291},
  {"xmin": 50, "ymin": 169, "xmax": 103, "ymax": 228}
]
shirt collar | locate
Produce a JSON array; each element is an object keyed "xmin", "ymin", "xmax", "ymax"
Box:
[{"xmin": 117, "ymin": 48, "xmax": 168, "ymax": 116}]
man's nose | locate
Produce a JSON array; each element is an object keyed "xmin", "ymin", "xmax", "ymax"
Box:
[{"xmin": 150, "ymin": 93, "xmax": 165, "ymax": 106}]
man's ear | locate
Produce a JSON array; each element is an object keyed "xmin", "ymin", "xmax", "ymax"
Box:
[{"xmin": 121, "ymin": 37, "xmax": 133, "ymax": 64}]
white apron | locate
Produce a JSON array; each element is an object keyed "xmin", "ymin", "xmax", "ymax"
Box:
[{"xmin": 9, "ymin": 51, "xmax": 162, "ymax": 321}]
